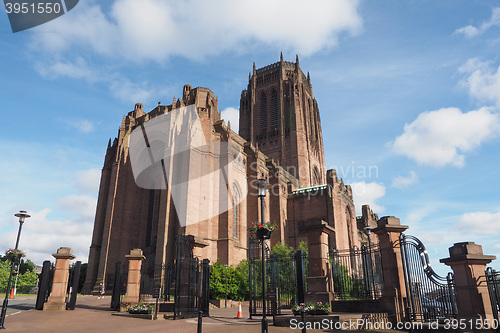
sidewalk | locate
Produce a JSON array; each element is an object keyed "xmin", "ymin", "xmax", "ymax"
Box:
[{"xmin": 3, "ymin": 296, "xmax": 400, "ymax": 332}]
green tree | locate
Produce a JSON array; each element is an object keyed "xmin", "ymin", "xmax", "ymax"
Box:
[
  {"xmin": 1, "ymin": 252, "xmax": 39, "ymax": 294},
  {"xmin": 271, "ymin": 242, "xmax": 294, "ymax": 257},
  {"xmin": 19, "ymin": 259, "xmax": 35, "ymax": 275},
  {"xmin": 210, "ymin": 261, "xmax": 247, "ymax": 301},
  {"xmin": 297, "ymin": 241, "xmax": 308, "ymax": 255},
  {"xmin": 0, "ymin": 260, "xmax": 11, "ymax": 293},
  {"xmin": 235, "ymin": 259, "xmax": 249, "ymax": 299}
]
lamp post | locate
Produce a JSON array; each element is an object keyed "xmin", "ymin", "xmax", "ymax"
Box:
[
  {"xmin": 363, "ymin": 226, "xmax": 375, "ymax": 299},
  {"xmin": 256, "ymin": 178, "xmax": 268, "ymax": 333},
  {"xmin": 224, "ymin": 264, "xmax": 228, "ymax": 308},
  {"xmin": 0, "ymin": 210, "xmax": 30, "ymax": 329}
]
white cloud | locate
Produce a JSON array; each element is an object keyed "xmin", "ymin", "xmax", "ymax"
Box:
[
  {"xmin": 455, "ymin": 7, "xmax": 500, "ymax": 38},
  {"xmin": 75, "ymin": 168, "xmax": 101, "ymax": 194},
  {"xmin": 109, "ymin": 78, "xmax": 159, "ymax": 104},
  {"xmin": 457, "ymin": 210, "xmax": 500, "ymax": 234},
  {"xmin": 350, "ymin": 181, "xmax": 385, "ymax": 215},
  {"xmin": 0, "ymin": 142, "xmax": 101, "ymax": 265},
  {"xmin": 455, "ymin": 25, "xmax": 480, "ymax": 39},
  {"xmin": 391, "ymin": 107, "xmax": 500, "ymax": 167},
  {"xmin": 35, "ymin": 57, "xmax": 97, "ymax": 81},
  {"xmin": 0, "ymin": 208, "xmax": 93, "ymax": 264},
  {"xmin": 392, "ymin": 171, "xmax": 418, "ymax": 189},
  {"xmin": 68, "ymin": 119, "xmax": 94, "ymax": 133},
  {"xmin": 459, "ymin": 58, "xmax": 500, "ymax": 108},
  {"xmin": 32, "ymin": 0, "xmax": 362, "ymax": 61},
  {"xmin": 35, "ymin": 58, "xmax": 171, "ymax": 103},
  {"xmin": 59, "ymin": 194, "xmax": 97, "ymax": 219},
  {"xmin": 221, "ymin": 107, "xmax": 240, "ymax": 134}
]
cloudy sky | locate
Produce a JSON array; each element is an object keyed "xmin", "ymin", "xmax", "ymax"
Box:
[{"xmin": 1, "ymin": 0, "xmax": 499, "ymax": 274}]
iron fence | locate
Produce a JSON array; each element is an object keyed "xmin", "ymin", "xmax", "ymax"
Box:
[
  {"xmin": 486, "ymin": 267, "xmax": 500, "ymax": 322},
  {"xmin": 248, "ymin": 236, "xmax": 308, "ymax": 317},
  {"xmin": 330, "ymin": 245, "xmax": 383, "ymax": 300},
  {"xmin": 400, "ymin": 234, "xmax": 458, "ymax": 322}
]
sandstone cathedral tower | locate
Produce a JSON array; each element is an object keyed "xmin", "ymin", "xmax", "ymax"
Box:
[
  {"xmin": 83, "ymin": 56, "xmax": 378, "ymax": 294},
  {"xmin": 239, "ymin": 54, "xmax": 326, "ymax": 188}
]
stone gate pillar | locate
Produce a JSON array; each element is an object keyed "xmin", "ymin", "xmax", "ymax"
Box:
[
  {"xmin": 122, "ymin": 248, "xmax": 146, "ymax": 306},
  {"xmin": 373, "ymin": 216, "xmax": 408, "ymax": 323},
  {"xmin": 43, "ymin": 247, "xmax": 75, "ymax": 311},
  {"xmin": 440, "ymin": 242, "xmax": 496, "ymax": 323},
  {"xmin": 300, "ymin": 219, "xmax": 334, "ymax": 305}
]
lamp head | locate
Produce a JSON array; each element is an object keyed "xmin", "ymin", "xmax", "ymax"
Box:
[
  {"xmin": 14, "ymin": 210, "xmax": 30, "ymax": 223},
  {"xmin": 256, "ymin": 178, "xmax": 268, "ymax": 198},
  {"xmin": 363, "ymin": 226, "xmax": 373, "ymax": 236}
]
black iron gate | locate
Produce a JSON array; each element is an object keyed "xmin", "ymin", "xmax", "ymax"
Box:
[
  {"xmin": 400, "ymin": 234, "xmax": 458, "ymax": 322},
  {"xmin": 486, "ymin": 267, "xmax": 500, "ymax": 321},
  {"xmin": 171, "ymin": 234, "xmax": 210, "ymax": 319},
  {"xmin": 330, "ymin": 245, "xmax": 383, "ymax": 300},
  {"xmin": 35, "ymin": 260, "xmax": 54, "ymax": 310},
  {"xmin": 248, "ymin": 237, "xmax": 308, "ymax": 317}
]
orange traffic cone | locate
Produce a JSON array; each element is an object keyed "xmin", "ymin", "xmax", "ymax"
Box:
[
  {"xmin": 236, "ymin": 301, "xmax": 243, "ymax": 318},
  {"xmin": 9, "ymin": 288, "xmax": 14, "ymax": 299}
]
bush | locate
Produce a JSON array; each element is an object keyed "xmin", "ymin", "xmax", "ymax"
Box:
[
  {"xmin": 210, "ymin": 261, "xmax": 247, "ymax": 301},
  {"xmin": 0, "ymin": 257, "xmax": 38, "ymax": 293}
]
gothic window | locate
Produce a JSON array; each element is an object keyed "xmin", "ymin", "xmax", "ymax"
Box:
[
  {"xmin": 312, "ymin": 166, "xmax": 321, "ymax": 186},
  {"xmin": 346, "ymin": 207, "xmax": 353, "ymax": 250},
  {"xmin": 260, "ymin": 92, "xmax": 267, "ymax": 132},
  {"xmin": 233, "ymin": 183, "xmax": 241, "ymax": 238},
  {"xmin": 309, "ymin": 99, "xmax": 315, "ymax": 139},
  {"xmin": 271, "ymin": 89, "xmax": 278, "ymax": 128},
  {"xmin": 146, "ymin": 190, "xmax": 155, "ymax": 247}
]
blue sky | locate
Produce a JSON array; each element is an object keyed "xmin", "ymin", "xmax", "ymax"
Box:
[{"xmin": 1, "ymin": 0, "xmax": 499, "ymax": 275}]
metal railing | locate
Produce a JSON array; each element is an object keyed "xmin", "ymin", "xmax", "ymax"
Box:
[
  {"xmin": 330, "ymin": 245, "xmax": 383, "ymax": 300},
  {"xmin": 486, "ymin": 267, "xmax": 500, "ymax": 322},
  {"xmin": 400, "ymin": 234, "xmax": 458, "ymax": 322}
]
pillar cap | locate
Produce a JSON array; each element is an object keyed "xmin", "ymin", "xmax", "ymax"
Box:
[
  {"xmin": 298, "ymin": 219, "xmax": 334, "ymax": 234},
  {"xmin": 125, "ymin": 248, "xmax": 146, "ymax": 260},
  {"xmin": 373, "ymin": 216, "xmax": 408, "ymax": 234},
  {"xmin": 52, "ymin": 247, "xmax": 76, "ymax": 260},
  {"xmin": 185, "ymin": 235, "xmax": 209, "ymax": 248},
  {"xmin": 440, "ymin": 242, "xmax": 496, "ymax": 265}
]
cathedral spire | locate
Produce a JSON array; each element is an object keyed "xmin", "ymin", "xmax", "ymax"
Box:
[
  {"xmin": 296, "ymin": 54, "xmax": 299, "ymax": 67},
  {"xmin": 280, "ymin": 52, "xmax": 283, "ymax": 62}
]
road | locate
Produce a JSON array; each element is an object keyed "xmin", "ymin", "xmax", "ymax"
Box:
[{"xmin": 2, "ymin": 296, "xmax": 36, "ymax": 317}]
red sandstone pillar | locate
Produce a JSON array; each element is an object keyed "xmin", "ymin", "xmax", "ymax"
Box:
[
  {"xmin": 440, "ymin": 242, "xmax": 496, "ymax": 323},
  {"xmin": 43, "ymin": 247, "xmax": 75, "ymax": 311},
  {"xmin": 122, "ymin": 248, "xmax": 146, "ymax": 305},
  {"xmin": 300, "ymin": 219, "xmax": 335, "ymax": 305},
  {"xmin": 373, "ymin": 216, "xmax": 408, "ymax": 323}
]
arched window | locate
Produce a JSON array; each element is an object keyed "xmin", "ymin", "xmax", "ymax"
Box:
[
  {"xmin": 309, "ymin": 99, "xmax": 315, "ymax": 139},
  {"xmin": 271, "ymin": 89, "xmax": 278, "ymax": 128},
  {"xmin": 346, "ymin": 207, "xmax": 353, "ymax": 250},
  {"xmin": 312, "ymin": 166, "xmax": 321, "ymax": 186},
  {"xmin": 233, "ymin": 183, "xmax": 241, "ymax": 238},
  {"xmin": 260, "ymin": 92, "xmax": 267, "ymax": 132}
]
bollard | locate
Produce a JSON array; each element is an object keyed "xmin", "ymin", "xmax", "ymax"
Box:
[
  {"xmin": 197, "ymin": 310, "xmax": 203, "ymax": 333},
  {"xmin": 154, "ymin": 296, "xmax": 158, "ymax": 320},
  {"xmin": 301, "ymin": 309, "xmax": 306, "ymax": 333}
]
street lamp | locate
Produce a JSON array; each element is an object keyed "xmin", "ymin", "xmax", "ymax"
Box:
[
  {"xmin": 256, "ymin": 178, "xmax": 268, "ymax": 333},
  {"xmin": 363, "ymin": 226, "xmax": 375, "ymax": 299},
  {"xmin": 0, "ymin": 210, "xmax": 30, "ymax": 329}
]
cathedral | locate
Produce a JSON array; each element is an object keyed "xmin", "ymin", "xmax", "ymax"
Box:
[{"xmin": 83, "ymin": 55, "xmax": 379, "ymax": 293}]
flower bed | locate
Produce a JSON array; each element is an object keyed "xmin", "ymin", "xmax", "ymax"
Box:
[
  {"xmin": 292, "ymin": 301, "xmax": 330, "ymax": 315},
  {"xmin": 128, "ymin": 303, "xmax": 153, "ymax": 314}
]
